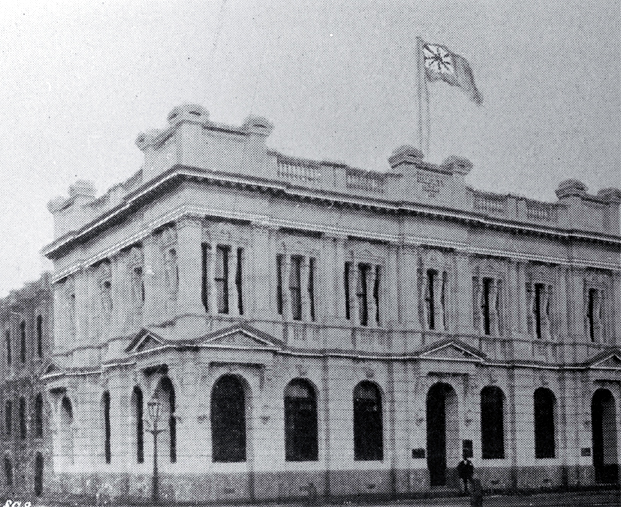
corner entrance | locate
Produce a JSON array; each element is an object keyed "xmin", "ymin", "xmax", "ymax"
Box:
[
  {"xmin": 592, "ymin": 389, "xmax": 618, "ymax": 484},
  {"xmin": 426, "ymin": 382, "xmax": 459, "ymax": 486}
]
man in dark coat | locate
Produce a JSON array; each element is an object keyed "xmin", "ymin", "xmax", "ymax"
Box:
[{"xmin": 457, "ymin": 455, "xmax": 474, "ymax": 494}]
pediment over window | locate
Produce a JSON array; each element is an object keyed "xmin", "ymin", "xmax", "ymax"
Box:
[
  {"xmin": 585, "ymin": 350, "xmax": 621, "ymax": 370},
  {"xmin": 418, "ymin": 339, "xmax": 487, "ymax": 362},
  {"xmin": 125, "ymin": 323, "xmax": 283, "ymax": 355},
  {"xmin": 40, "ymin": 360, "xmax": 66, "ymax": 378}
]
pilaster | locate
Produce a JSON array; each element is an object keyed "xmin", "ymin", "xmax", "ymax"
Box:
[
  {"xmin": 251, "ymin": 222, "xmax": 273, "ymax": 320},
  {"xmin": 454, "ymin": 252, "xmax": 474, "ymax": 336},
  {"xmin": 142, "ymin": 233, "xmax": 159, "ymax": 326}
]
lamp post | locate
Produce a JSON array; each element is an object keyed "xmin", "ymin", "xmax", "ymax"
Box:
[{"xmin": 146, "ymin": 399, "xmax": 165, "ymax": 504}]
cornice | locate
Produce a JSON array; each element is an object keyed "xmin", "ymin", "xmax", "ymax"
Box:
[{"xmin": 43, "ymin": 165, "xmax": 621, "ymax": 264}]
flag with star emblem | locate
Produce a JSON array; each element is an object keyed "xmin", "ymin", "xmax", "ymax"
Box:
[{"xmin": 422, "ymin": 41, "xmax": 483, "ymax": 105}]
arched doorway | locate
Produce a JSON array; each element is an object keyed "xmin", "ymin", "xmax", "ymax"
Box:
[
  {"xmin": 211, "ymin": 375, "xmax": 247, "ymax": 462},
  {"xmin": 426, "ymin": 382, "xmax": 459, "ymax": 486},
  {"xmin": 592, "ymin": 389, "xmax": 618, "ymax": 483},
  {"xmin": 34, "ymin": 452, "xmax": 43, "ymax": 496}
]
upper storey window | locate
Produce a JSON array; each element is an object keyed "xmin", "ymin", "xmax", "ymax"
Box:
[
  {"xmin": 19, "ymin": 320, "xmax": 26, "ymax": 364},
  {"xmin": 36, "ymin": 315, "xmax": 43, "ymax": 358},
  {"xmin": 586, "ymin": 287, "xmax": 604, "ymax": 343},
  {"xmin": 277, "ymin": 254, "xmax": 317, "ymax": 322},
  {"xmin": 527, "ymin": 282, "xmax": 553, "ymax": 339},
  {"xmin": 424, "ymin": 269, "xmax": 449, "ymax": 331},
  {"xmin": 201, "ymin": 241, "xmax": 245, "ymax": 317},
  {"xmin": 473, "ymin": 276, "xmax": 504, "ymax": 336},
  {"xmin": 5, "ymin": 329, "xmax": 11, "ymax": 366},
  {"xmin": 344, "ymin": 262, "xmax": 382, "ymax": 327}
]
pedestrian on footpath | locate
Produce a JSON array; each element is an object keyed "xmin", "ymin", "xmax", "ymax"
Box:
[{"xmin": 457, "ymin": 454, "xmax": 474, "ymax": 494}]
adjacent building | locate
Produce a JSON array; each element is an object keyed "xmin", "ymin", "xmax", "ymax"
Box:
[
  {"xmin": 0, "ymin": 273, "xmax": 53, "ymax": 498},
  {"xmin": 41, "ymin": 103, "xmax": 621, "ymax": 503}
]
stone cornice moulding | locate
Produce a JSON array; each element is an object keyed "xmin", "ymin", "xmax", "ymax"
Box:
[
  {"xmin": 50, "ymin": 204, "xmax": 621, "ymax": 283},
  {"xmin": 42, "ymin": 166, "xmax": 621, "ymax": 262}
]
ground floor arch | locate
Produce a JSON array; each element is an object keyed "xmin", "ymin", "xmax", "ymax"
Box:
[
  {"xmin": 426, "ymin": 382, "xmax": 459, "ymax": 487},
  {"xmin": 592, "ymin": 388, "xmax": 618, "ymax": 484}
]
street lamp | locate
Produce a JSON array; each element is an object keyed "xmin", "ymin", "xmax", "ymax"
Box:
[{"xmin": 146, "ymin": 399, "xmax": 165, "ymax": 503}]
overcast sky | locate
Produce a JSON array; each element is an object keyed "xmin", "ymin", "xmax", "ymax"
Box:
[{"xmin": 0, "ymin": 0, "xmax": 619, "ymax": 296}]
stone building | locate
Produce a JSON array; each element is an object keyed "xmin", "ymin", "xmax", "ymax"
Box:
[
  {"xmin": 0, "ymin": 273, "xmax": 53, "ymax": 498},
  {"xmin": 41, "ymin": 103, "xmax": 621, "ymax": 503}
]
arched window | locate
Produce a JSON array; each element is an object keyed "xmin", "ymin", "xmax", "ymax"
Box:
[
  {"xmin": 481, "ymin": 386, "xmax": 505, "ymax": 459},
  {"xmin": 5, "ymin": 400, "xmax": 12, "ymax": 437},
  {"xmin": 132, "ymin": 387, "xmax": 144, "ymax": 463},
  {"xmin": 284, "ymin": 379, "xmax": 318, "ymax": 461},
  {"xmin": 34, "ymin": 393, "xmax": 43, "ymax": 438},
  {"xmin": 60, "ymin": 396, "xmax": 74, "ymax": 465},
  {"xmin": 102, "ymin": 391, "xmax": 111, "ymax": 463},
  {"xmin": 4, "ymin": 456, "xmax": 12, "ymax": 487},
  {"xmin": 353, "ymin": 382, "xmax": 383, "ymax": 461},
  {"xmin": 19, "ymin": 397, "xmax": 26, "ymax": 440},
  {"xmin": 211, "ymin": 375, "xmax": 246, "ymax": 462},
  {"xmin": 534, "ymin": 388, "xmax": 556, "ymax": 458},
  {"xmin": 154, "ymin": 377, "xmax": 176, "ymax": 463},
  {"xmin": 36, "ymin": 315, "xmax": 43, "ymax": 358}
]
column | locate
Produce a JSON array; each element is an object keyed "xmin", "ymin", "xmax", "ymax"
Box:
[
  {"xmin": 368, "ymin": 264, "xmax": 377, "ymax": 327},
  {"xmin": 301, "ymin": 257, "xmax": 310, "ymax": 321},
  {"xmin": 489, "ymin": 280, "xmax": 499, "ymax": 337},
  {"xmin": 53, "ymin": 282, "xmax": 65, "ymax": 352},
  {"xmin": 611, "ymin": 272, "xmax": 621, "ymax": 345},
  {"xmin": 385, "ymin": 243, "xmax": 399, "ymax": 328},
  {"xmin": 351, "ymin": 261, "xmax": 360, "ymax": 326},
  {"xmin": 454, "ymin": 252, "xmax": 474, "ymax": 336},
  {"xmin": 175, "ymin": 216, "xmax": 204, "ymax": 316},
  {"xmin": 111, "ymin": 253, "xmax": 127, "ymax": 337},
  {"xmin": 401, "ymin": 245, "xmax": 421, "ymax": 330},
  {"xmin": 433, "ymin": 271, "xmax": 443, "ymax": 331},
  {"xmin": 251, "ymin": 222, "xmax": 272, "ymax": 320},
  {"xmin": 209, "ymin": 243, "xmax": 218, "ymax": 315},
  {"xmin": 516, "ymin": 262, "xmax": 529, "ymax": 335},
  {"xmin": 282, "ymin": 254, "xmax": 291, "ymax": 320},
  {"xmin": 326, "ymin": 234, "xmax": 347, "ymax": 323},
  {"xmin": 229, "ymin": 244, "xmax": 239, "ymax": 317},
  {"xmin": 74, "ymin": 270, "xmax": 88, "ymax": 348},
  {"xmin": 142, "ymin": 233, "xmax": 159, "ymax": 325}
]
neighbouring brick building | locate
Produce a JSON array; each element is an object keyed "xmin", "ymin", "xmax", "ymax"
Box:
[
  {"xmin": 41, "ymin": 103, "xmax": 621, "ymax": 503},
  {"xmin": 0, "ymin": 273, "xmax": 53, "ymax": 499}
]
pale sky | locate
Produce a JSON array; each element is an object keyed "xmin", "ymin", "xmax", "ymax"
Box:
[{"xmin": 0, "ymin": 0, "xmax": 619, "ymax": 296}]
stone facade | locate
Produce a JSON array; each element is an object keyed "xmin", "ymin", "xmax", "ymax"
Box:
[
  {"xmin": 0, "ymin": 274, "xmax": 53, "ymax": 498},
  {"xmin": 41, "ymin": 103, "xmax": 621, "ymax": 503}
]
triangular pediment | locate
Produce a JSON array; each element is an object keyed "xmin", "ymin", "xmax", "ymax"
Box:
[
  {"xmin": 419, "ymin": 340, "xmax": 486, "ymax": 362},
  {"xmin": 198, "ymin": 324, "xmax": 282, "ymax": 350},
  {"xmin": 125, "ymin": 328, "xmax": 167, "ymax": 354},
  {"xmin": 588, "ymin": 350, "xmax": 621, "ymax": 369},
  {"xmin": 40, "ymin": 360, "xmax": 65, "ymax": 378}
]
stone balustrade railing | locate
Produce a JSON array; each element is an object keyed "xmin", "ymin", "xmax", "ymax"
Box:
[{"xmin": 277, "ymin": 156, "xmax": 321, "ymax": 183}]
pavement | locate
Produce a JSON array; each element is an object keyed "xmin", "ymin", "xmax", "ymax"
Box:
[{"xmin": 18, "ymin": 490, "xmax": 621, "ymax": 507}]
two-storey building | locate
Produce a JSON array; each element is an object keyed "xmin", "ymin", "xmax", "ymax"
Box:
[
  {"xmin": 42, "ymin": 103, "xmax": 621, "ymax": 503},
  {"xmin": 0, "ymin": 274, "xmax": 53, "ymax": 499}
]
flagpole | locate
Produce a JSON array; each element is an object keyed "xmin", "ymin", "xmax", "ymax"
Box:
[
  {"xmin": 416, "ymin": 36, "xmax": 424, "ymax": 154},
  {"xmin": 425, "ymin": 58, "xmax": 431, "ymax": 157}
]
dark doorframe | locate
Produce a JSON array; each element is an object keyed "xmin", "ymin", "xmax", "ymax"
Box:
[
  {"xmin": 592, "ymin": 389, "xmax": 618, "ymax": 484},
  {"xmin": 427, "ymin": 383, "xmax": 458, "ymax": 487},
  {"xmin": 34, "ymin": 452, "xmax": 43, "ymax": 496}
]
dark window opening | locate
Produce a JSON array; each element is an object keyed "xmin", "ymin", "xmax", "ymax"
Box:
[
  {"xmin": 5, "ymin": 330, "xmax": 11, "ymax": 366},
  {"xmin": 201, "ymin": 243, "xmax": 210, "ymax": 312},
  {"xmin": 373, "ymin": 265, "xmax": 381, "ymax": 326},
  {"xmin": 276, "ymin": 254, "xmax": 284, "ymax": 315},
  {"xmin": 285, "ymin": 379, "xmax": 318, "ymax": 461},
  {"xmin": 357, "ymin": 264, "xmax": 370, "ymax": 326},
  {"xmin": 426, "ymin": 270, "xmax": 436, "ymax": 330},
  {"xmin": 103, "ymin": 392, "xmax": 111, "ymax": 463},
  {"xmin": 290, "ymin": 256, "xmax": 303, "ymax": 321},
  {"xmin": 133, "ymin": 387, "xmax": 144, "ymax": 463},
  {"xmin": 482, "ymin": 278, "xmax": 492, "ymax": 336},
  {"xmin": 534, "ymin": 283, "xmax": 544, "ymax": 338},
  {"xmin": 5, "ymin": 401, "xmax": 12, "ymax": 437},
  {"xmin": 212, "ymin": 375, "xmax": 246, "ymax": 462},
  {"xmin": 160, "ymin": 377, "xmax": 176, "ymax": 463},
  {"xmin": 19, "ymin": 397, "xmax": 26, "ymax": 440},
  {"xmin": 481, "ymin": 386, "xmax": 505, "ymax": 459},
  {"xmin": 344, "ymin": 262, "xmax": 351, "ymax": 320},
  {"xmin": 36, "ymin": 315, "xmax": 43, "ymax": 358},
  {"xmin": 534, "ymin": 388, "xmax": 556, "ymax": 458},
  {"xmin": 354, "ymin": 382, "xmax": 383, "ymax": 461},
  {"xmin": 236, "ymin": 248, "xmax": 244, "ymax": 315},
  {"xmin": 4, "ymin": 457, "xmax": 12, "ymax": 487},
  {"xmin": 34, "ymin": 394, "xmax": 43, "ymax": 438},
  {"xmin": 308, "ymin": 258, "xmax": 316, "ymax": 322},
  {"xmin": 216, "ymin": 246, "xmax": 230, "ymax": 314},
  {"xmin": 20, "ymin": 321, "xmax": 26, "ymax": 364}
]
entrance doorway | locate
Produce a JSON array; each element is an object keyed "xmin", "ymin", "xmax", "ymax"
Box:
[
  {"xmin": 592, "ymin": 389, "xmax": 618, "ymax": 483},
  {"xmin": 34, "ymin": 452, "xmax": 43, "ymax": 496},
  {"xmin": 426, "ymin": 382, "xmax": 459, "ymax": 486}
]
